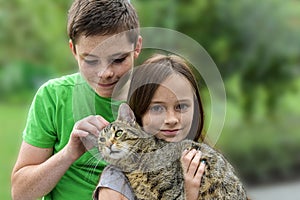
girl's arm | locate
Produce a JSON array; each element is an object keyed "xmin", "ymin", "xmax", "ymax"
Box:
[
  {"xmin": 95, "ymin": 165, "xmax": 134, "ymax": 200},
  {"xmin": 97, "ymin": 188, "xmax": 129, "ymax": 200}
]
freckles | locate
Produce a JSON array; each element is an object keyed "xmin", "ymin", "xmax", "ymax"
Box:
[{"xmin": 143, "ymin": 115, "xmax": 158, "ymax": 132}]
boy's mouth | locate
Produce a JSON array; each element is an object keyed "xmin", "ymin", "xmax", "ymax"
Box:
[{"xmin": 98, "ymin": 81, "xmax": 118, "ymax": 88}]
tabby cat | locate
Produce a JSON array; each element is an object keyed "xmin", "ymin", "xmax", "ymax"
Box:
[{"xmin": 98, "ymin": 103, "xmax": 248, "ymax": 200}]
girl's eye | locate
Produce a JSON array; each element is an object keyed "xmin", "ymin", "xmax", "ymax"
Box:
[
  {"xmin": 175, "ymin": 103, "xmax": 189, "ymax": 112},
  {"xmin": 115, "ymin": 130, "xmax": 123, "ymax": 138},
  {"xmin": 149, "ymin": 105, "xmax": 165, "ymax": 113}
]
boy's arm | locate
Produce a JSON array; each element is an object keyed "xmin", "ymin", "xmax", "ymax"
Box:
[
  {"xmin": 11, "ymin": 142, "xmax": 75, "ymax": 200},
  {"xmin": 11, "ymin": 115, "xmax": 108, "ymax": 200}
]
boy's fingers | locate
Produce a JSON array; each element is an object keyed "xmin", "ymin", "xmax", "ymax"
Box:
[
  {"xmin": 74, "ymin": 115, "xmax": 109, "ymax": 136},
  {"xmin": 96, "ymin": 115, "xmax": 109, "ymax": 126},
  {"xmin": 71, "ymin": 128, "xmax": 89, "ymax": 138}
]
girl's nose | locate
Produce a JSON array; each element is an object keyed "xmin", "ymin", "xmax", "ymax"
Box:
[{"xmin": 164, "ymin": 110, "xmax": 179, "ymax": 125}]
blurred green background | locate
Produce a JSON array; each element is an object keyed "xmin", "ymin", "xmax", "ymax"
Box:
[{"xmin": 1, "ymin": 0, "xmax": 300, "ymax": 199}]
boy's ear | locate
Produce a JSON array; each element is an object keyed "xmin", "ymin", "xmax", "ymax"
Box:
[
  {"xmin": 69, "ymin": 39, "xmax": 77, "ymax": 57},
  {"xmin": 134, "ymin": 36, "xmax": 142, "ymax": 59}
]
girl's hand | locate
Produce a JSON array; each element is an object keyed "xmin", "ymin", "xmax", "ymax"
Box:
[{"xmin": 181, "ymin": 149, "xmax": 206, "ymax": 200}]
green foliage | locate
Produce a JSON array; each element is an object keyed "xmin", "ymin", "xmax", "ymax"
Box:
[
  {"xmin": 1, "ymin": 0, "xmax": 299, "ymax": 114},
  {"xmin": 0, "ymin": 61, "xmax": 54, "ymax": 103},
  {"xmin": 0, "ymin": 0, "xmax": 75, "ymax": 73},
  {"xmin": 134, "ymin": 0, "xmax": 300, "ymax": 118},
  {"xmin": 214, "ymin": 77, "xmax": 300, "ymax": 185}
]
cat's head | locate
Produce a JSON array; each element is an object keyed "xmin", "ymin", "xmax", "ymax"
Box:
[{"xmin": 98, "ymin": 103, "xmax": 150, "ymax": 167}]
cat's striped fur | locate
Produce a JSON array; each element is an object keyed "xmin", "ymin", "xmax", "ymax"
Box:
[{"xmin": 98, "ymin": 103, "xmax": 248, "ymax": 200}]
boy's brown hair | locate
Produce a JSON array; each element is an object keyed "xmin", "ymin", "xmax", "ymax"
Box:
[{"xmin": 67, "ymin": 0, "xmax": 139, "ymax": 45}]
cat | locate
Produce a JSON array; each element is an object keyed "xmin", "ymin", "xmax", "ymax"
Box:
[{"xmin": 97, "ymin": 103, "xmax": 248, "ymax": 200}]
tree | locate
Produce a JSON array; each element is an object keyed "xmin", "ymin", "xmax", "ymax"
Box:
[{"xmin": 135, "ymin": 0, "xmax": 300, "ymax": 119}]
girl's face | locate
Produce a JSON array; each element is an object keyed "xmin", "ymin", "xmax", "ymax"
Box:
[{"xmin": 142, "ymin": 74, "xmax": 195, "ymax": 142}]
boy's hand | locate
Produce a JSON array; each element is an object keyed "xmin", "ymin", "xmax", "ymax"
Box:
[{"xmin": 65, "ymin": 115, "xmax": 109, "ymax": 161}]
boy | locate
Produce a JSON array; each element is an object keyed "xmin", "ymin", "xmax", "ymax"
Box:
[{"xmin": 11, "ymin": 0, "xmax": 142, "ymax": 199}]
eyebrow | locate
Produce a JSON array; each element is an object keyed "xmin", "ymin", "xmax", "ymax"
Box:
[
  {"xmin": 80, "ymin": 51, "xmax": 132, "ymax": 59},
  {"xmin": 151, "ymin": 99, "xmax": 192, "ymax": 104},
  {"xmin": 79, "ymin": 53, "xmax": 98, "ymax": 60}
]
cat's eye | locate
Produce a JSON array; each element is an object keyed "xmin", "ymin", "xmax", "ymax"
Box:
[
  {"xmin": 99, "ymin": 137, "xmax": 106, "ymax": 143},
  {"xmin": 115, "ymin": 130, "xmax": 123, "ymax": 138}
]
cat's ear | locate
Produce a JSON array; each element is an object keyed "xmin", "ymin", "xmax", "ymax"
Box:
[{"xmin": 117, "ymin": 103, "xmax": 136, "ymax": 124}]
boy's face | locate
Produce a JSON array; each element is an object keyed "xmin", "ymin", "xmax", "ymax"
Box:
[{"xmin": 71, "ymin": 33, "xmax": 141, "ymax": 97}]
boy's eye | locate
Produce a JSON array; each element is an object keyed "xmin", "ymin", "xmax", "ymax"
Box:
[
  {"xmin": 113, "ymin": 56, "xmax": 127, "ymax": 64},
  {"xmin": 84, "ymin": 59, "xmax": 99, "ymax": 66}
]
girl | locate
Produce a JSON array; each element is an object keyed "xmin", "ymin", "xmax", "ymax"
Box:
[{"xmin": 95, "ymin": 54, "xmax": 206, "ymax": 200}]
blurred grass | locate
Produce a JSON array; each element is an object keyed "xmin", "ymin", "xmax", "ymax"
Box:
[{"xmin": 0, "ymin": 103, "xmax": 29, "ymax": 200}]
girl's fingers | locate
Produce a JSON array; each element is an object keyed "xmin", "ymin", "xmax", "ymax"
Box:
[
  {"xmin": 181, "ymin": 149, "xmax": 206, "ymax": 178},
  {"xmin": 187, "ymin": 150, "xmax": 202, "ymax": 176},
  {"xmin": 181, "ymin": 149, "xmax": 197, "ymax": 173},
  {"xmin": 194, "ymin": 159, "xmax": 206, "ymax": 180}
]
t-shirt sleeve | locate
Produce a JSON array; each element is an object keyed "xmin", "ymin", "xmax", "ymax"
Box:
[
  {"xmin": 93, "ymin": 165, "xmax": 136, "ymax": 200},
  {"xmin": 23, "ymin": 82, "xmax": 57, "ymax": 148}
]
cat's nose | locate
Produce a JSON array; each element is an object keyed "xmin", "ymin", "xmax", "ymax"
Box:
[{"xmin": 105, "ymin": 140, "xmax": 113, "ymax": 149}]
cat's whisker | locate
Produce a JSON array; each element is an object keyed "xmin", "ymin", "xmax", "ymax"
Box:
[
  {"xmin": 80, "ymin": 157, "xmax": 99, "ymax": 181},
  {"xmin": 78, "ymin": 147, "xmax": 106, "ymax": 182}
]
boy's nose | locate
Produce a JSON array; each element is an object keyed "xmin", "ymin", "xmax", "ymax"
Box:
[{"xmin": 98, "ymin": 66, "xmax": 114, "ymax": 79}]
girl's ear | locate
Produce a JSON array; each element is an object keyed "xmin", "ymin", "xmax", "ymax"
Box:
[
  {"xmin": 69, "ymin": 39, "xmax": 77, "ymax": 57},
  {"xmin": 117, "ymin": 103, "xmax": 136, "ymax": 124}
]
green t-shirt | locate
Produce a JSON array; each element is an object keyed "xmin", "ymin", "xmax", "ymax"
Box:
[{"xmin": 23, "ymin": 73, "xmax": 122, "ymax": 199}]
